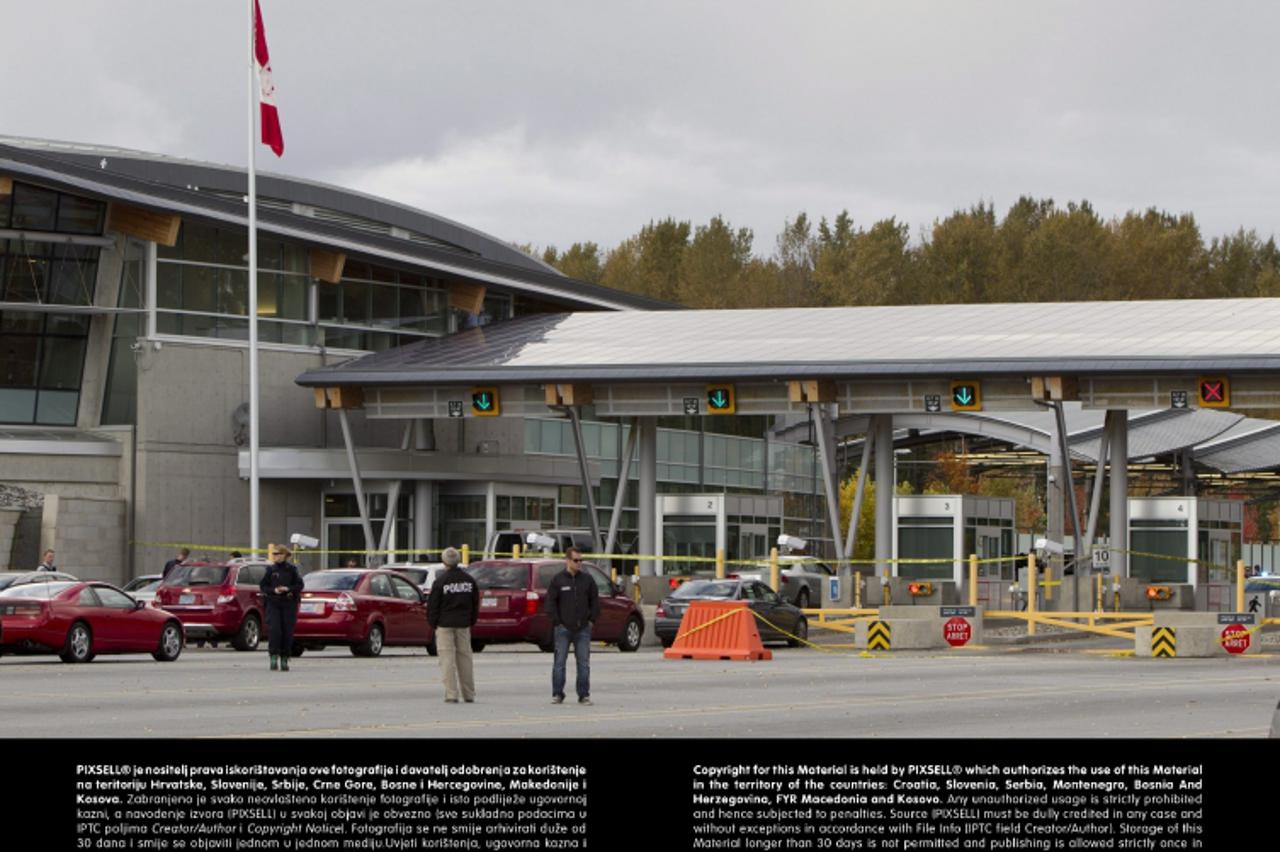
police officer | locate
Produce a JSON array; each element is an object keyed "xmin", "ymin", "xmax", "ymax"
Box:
[
  {"xmin": 259, "ymin": 543, "xmax": 304, "ymax": 671},
  {"xmin": 427, "ymin": 547, "xmax": 480, "ymax": 703},
  {"xmin": 545, "ymin": 547, "xmax": 600, "ymax": 705}
]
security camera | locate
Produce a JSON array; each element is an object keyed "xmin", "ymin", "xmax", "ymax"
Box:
[
  {"xmin": 1033, "ymin": 537, "xmax": 1064, "ymax": 558},
  {"xmin": 290, "ymin": 533, "xmax": 320, "ymax": 549},
  {"xmin": 777, "ymin": 534, "xmax": 808, "ymax": 553},
  {"xmin": 525, "ymin": 532, "xmax": 557, "ymax": 552}
]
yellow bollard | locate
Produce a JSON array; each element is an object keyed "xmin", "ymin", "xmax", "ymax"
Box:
[
  {"xmin": 1027, "ymin": 554, "xmax": 1037, "ymax": 637},
  {"xmin": 611, "ymin": 567, "xmax": 618, "ymax": 584},
  {"xmin": 1095, "ymin": 572, "xmax": 1103, "ymax": 612},
  {"xmin": 715, "ymin": 547, "xmax": 725, "ymax": 580},
  {"xmin": 769, "ymin": 547, "xmax": 780, "ymax": 592},
  {"xmin": 461, "ymin": 543, "xmax": 470, "ymax": 567},
  {"xmin": 855, "ymin": 571, "xmax": 862, "ymax": 609},
  {"xmin": 1237, "ymin": 559, "xmax": 1245, "ymax": 613},
  {"xmin": 1044, "ymin": 561, "xmax": 1054, "ymax": 604},
  {"xmin": 512, "ymin": 543, "xmax": 521, "ymax": 559},
  {"xmin": 968, "ymin": 553, "xmax": 979, "ymax": 607}
]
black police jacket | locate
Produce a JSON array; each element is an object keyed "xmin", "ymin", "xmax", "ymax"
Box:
[
  {"xmin": 544, "ymin": 568, "xmax": 600, "ymax": 632},
  {"xmin": 427, "ymin": 566, "xmax": 479, "ymax": 628},
  {"xmin": 260, "ymin": 562, "xmax": 305, "ymax": 602}
]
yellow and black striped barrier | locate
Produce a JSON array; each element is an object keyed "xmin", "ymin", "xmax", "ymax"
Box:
[
  {"xmin": 867, "ymin": 621, "xmax": 891, "ymax": 651},
  {"xmin": 1151, "ymin": 627, "xmax": 1176, "ymax": 658}
]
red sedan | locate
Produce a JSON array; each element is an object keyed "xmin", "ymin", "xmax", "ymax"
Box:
[
  {"xmin": 293, "ymin": 569, "xmax": 436, "ymax": 657},
  {"xmin": 0, "ymin": 580, "xmax": 185, "ymax": 663}
]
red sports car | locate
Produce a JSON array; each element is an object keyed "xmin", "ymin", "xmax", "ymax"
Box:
[
  {"xmin": 293, "ymin": 569, "xmax": 436, "ymax": 657},
  {"xmin": 0, "ymin": 580, "xmax": 185, "ymax": 663}
]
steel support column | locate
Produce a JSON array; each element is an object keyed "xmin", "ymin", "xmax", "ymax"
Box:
[
  {"xmin": 567, "ymin": 407, "xmax": 604, "ymax": 553},
  {"xmin": 1083, "ymin": 427, "xmax": 1110, "ymax": 562},
  {"xmin": 813, "ymin": 403, "xmax": 846, "ymax": 566},
  {"xmin": 638, "ymin": 418, "xmax": 658, "ymax": 576},
  {"xmin": 337, "ymin": 409, "xmax": 376, "ymax": 557},
  {"xmin": 1107, "ymin": 410, "xmax": 1129, "ymax": 579},
  {"xmin": 844, "ymin": 428, "xmax": 875, "ymax": 561},
  {"xmin": 373, "ymin": 422, "xmax": 415, "ymax": 566},
  {"xmin": 605, "ymin": 418, "xmax": 639, "ymax": 557},
  {"xmin": 874, "ymin": 414, "xmax": 894, "ymax": 576}
]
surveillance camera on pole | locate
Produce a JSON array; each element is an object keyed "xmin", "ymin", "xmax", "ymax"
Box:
[
  {"xmin": 526, "ymin": 532, "xmax": 557, "ymax": 553},
  {"xmin": 290, "ymin": 533, "xmax": 319, "ymax": 550}
]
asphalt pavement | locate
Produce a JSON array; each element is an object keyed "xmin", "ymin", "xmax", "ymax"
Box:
[{"xmin": 3, "ymin": 638, "xmax": 1278, "ymax": 738}]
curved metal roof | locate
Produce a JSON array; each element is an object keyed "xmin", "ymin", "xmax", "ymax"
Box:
[
  {"xmin": 0, "ymin": 136, "xmax": 667, "ymax": 312},
  {"xmin": 297, "ymin": 299, "xmax": 1280, "ymax": 386}
]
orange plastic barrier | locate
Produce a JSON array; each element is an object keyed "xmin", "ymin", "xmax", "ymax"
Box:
[{"xmin": 663, "ymin": 600, "xmax": 772, "ymax": 661}]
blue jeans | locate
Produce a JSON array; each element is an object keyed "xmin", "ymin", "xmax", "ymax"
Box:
[{"xmin": 552, "ymin": 624, "xmax": 591, "ymax": 699}]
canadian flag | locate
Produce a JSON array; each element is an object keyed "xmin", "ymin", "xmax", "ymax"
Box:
[{"xmin": 254, "ymin": 0, "xmax": 284, "ymax": 157}]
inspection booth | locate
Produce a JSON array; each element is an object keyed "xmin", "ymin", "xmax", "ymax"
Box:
[
  {"xmin": 653, "ymin": 493, "xmax": 785, "ymax": 575},
  {"xmin": 893, "ymin": 494, "xmax": 1016, "ymax": 587},
  {"xmin": 1128, "ymin": 497, "xmax": 1243, "ymax": 590}
]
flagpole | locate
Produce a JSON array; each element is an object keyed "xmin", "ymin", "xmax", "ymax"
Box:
[{"xmin": 248, "ymin": 0, "xmax": 261, "ymax": 556}]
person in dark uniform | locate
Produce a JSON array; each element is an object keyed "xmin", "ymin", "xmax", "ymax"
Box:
[
  {"xmin": 259, "ymin": 543, "xmax": 304, "ymax": 671},
  {"xmin": 545, "ymin": 547, "xmax": 600, "ymax": 705},
  {"xmin": 427, "ymin": 547, "xmax": 480, "ymax": 703},
  {"xmin": 162, "ymin": 548, "xmax": 191, "ymax": 580}
]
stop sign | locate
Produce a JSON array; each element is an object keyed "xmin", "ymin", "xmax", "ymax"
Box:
[
  {"xmin": 1221, "ymin": 623, "xmax": 1250, "ymax": 655},
  {"xmin": 944, "ymin": 617, "xmax": 972, "ymax": 647}
]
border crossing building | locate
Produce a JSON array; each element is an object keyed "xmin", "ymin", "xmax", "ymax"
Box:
[{"xmin": 0, "ymin": 137, "xmax": 828, "ymax": 580}]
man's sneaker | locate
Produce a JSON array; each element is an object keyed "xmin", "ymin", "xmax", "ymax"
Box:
[
  {"xmin": 444, "ymin": 698, "xmax": 459, "ymax": 703},
  {"xmin": 578, "ymin": 696, "xmax": 592, "ymax": 705},
  {"xmin": 551, "ymin": 695, "xmax": 565, "ymax": 704}
]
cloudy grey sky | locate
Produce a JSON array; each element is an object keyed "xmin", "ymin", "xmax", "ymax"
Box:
[{"xmin": 7, "ymin": 1, "xmax": 1280, "ymax": 254}]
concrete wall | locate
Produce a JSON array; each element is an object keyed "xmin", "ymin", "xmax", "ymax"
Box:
[
  {"xmin": 41, "ymin": 495, "xmax": 126, "ymax": 584},
  {"xmin": 0, "ymin": 509, "xmax": 20, "ymax": 570}
]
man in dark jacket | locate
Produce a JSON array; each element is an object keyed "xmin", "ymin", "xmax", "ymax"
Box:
[
  {"xmin": 544, "ymin": 547, "xmax": 600, "ymax": 705},
  {"xmin": 427, "ymin": 547, "xmax": 480, "ymax": 703},
  {"xmin": 162, "ymin": 548, "xmax": 190, "ymax": 580}
]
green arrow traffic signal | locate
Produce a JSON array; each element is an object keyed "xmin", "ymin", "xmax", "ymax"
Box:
[
  {"xmin": 470, "ymin": 387, "xmax": 500, "ymax": 416},
  {"xmin": 950, "ymin": 381, "xmax": 981, "ymax": 411},
  {"xmin": 705, "ymin": 385, "xmax": 736, "ymax": 414}
]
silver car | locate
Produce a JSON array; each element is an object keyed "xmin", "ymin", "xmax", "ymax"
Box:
[{"xmin": 731, "ymin": 559, "xmax": 834, "ymax": 609}]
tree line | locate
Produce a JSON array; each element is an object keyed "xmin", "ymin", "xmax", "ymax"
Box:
[{"xmin": 529, "ymin": 198, "xmax": 1280, "ymax": 308}]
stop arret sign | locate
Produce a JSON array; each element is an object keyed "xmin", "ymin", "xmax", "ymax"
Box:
[
  {"xmin": 1220, "ymin": 623, "xmax": 1250, "ymax": 655},
  {"xmin": 944, "ymin": 617, "xmax": 972, "ymax": 647}
]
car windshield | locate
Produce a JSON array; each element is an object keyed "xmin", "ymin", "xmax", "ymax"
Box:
[
  {"xmin": 162, "ymin": 565, "xmax": 229, "ymax": 586},
  {"xmin": 0, "ymin": 574, "xmax": 26, "ymax": 590},
  {"xmin": 672, "ymin": 580, "xmax": 738, "ymax": 599},
  {"xmin": 123, "ymin": 577, "xmax": 160, "ymax": 592},
  {"xmin": 0, "ymin": 582, "xmax": 75, "ymax": 599},
  {"xmin": 469, "ymin": 564, "xmax": 530, "ymax": 590},
  {"xmin": 304, "ymin": 572, "xmax": 362, "ymax": 591}
]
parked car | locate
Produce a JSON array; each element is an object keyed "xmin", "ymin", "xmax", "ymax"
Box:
[
  {"xmin": 485, "ymin": 529, "xmax": 601, "ymax": 558},
  {"xmin": 0, "ymin": 571, "xmax": 79, "ymax": 592},
  {"xmin": 385, "ymin": 562, "xmax": 448, "ymax": 593},
  {"xmin": 655, "ymin": 578, "xmax": 808, "ymax": 648},
  {"xmin": 0, "ymin": 580, "xmax": 184, "ymax": 663},
  {"xmin": 152, "ymin": 560, "xmax": 269, "ymax": 651},
  {"xmin": 293, "ymin": 569, "xmax": 436, "ymax": 657},
  {"xmin": 731, "ymin": 558, "xmax": 834, "ymax": 608},
  {"xmin": 122, "ymin": 574, "xmax": 163, "ymax": 606},
  {"xmin": 468, "ymin": 558, "xmax": 644, "ymax": 653}
]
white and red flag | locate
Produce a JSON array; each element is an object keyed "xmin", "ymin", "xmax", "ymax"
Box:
[{"xmin": 254, "ymin": 0, "xmax": 284, "ymax": 157}]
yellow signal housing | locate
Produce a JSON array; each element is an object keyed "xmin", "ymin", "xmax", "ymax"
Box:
[
  {"xmin": 1197, "ymin": 377, "xmax": 1230, "ymax": 409},
  {"xmin": 705, "ymin": 385, "xmax": 736, "ymax": 415},
  {"xmin": 950, "ymin": 381, "xmax": 982, "ymax": 412},
  {"xmin": 470, "ymin": 387, "xmax": 501, "ymax": 416}
]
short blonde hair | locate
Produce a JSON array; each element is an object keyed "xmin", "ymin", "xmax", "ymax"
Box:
[{"xmin": 268, "ymin": 542, "xmax": 292, "ymax": 557}]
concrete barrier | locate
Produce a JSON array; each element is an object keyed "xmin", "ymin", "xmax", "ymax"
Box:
[
  {"xmin": 1134, "ymin": 612, "xmax": 1261, "ymax": 657},
  {"xmin": 854, "ymin": 605, "xmax": 985, "ymax": 650}
]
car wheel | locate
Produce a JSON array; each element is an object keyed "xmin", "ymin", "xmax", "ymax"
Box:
[
  {"xmin": 470, "ymin": 638, "xmax": 486, "ymax": 653},
  {"xmin": 796, "ymin": 587, "xmax": 811, "ymax": 609},
  {"xmin": 617, "ymin": 616, "xmax": 643, "ymax": 652},
  {"xmin": 426, "ymin": 640, "xmax": 438, "ymax": 657},
  {"xmin": 60, "ymin": 621, "xmax": 93, "ymax": 664},
  {"xmin": 538, "ymin": 642, "xmax": 555, "ymax": 653},
  {"xmin": 290, "ymin": 644, "xmax": 306, "ymax": 657},
  {"xmin": 231, "ymin": 613, "xmax": 261, "ymax": 652},
  {"xmin": 152, "ymin": 622, "xmax": 184, "ymax": 662},
  {"xmin": 660, "ymin": 635, "xmax": 674, "ymax": 648},
  {"xmin": 787, "ymin": 617, "xmax": 809, "ymax": 648},
  {"xmin": 352, "ymin": 623, "xmax": 384, "ymax": 657}
]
